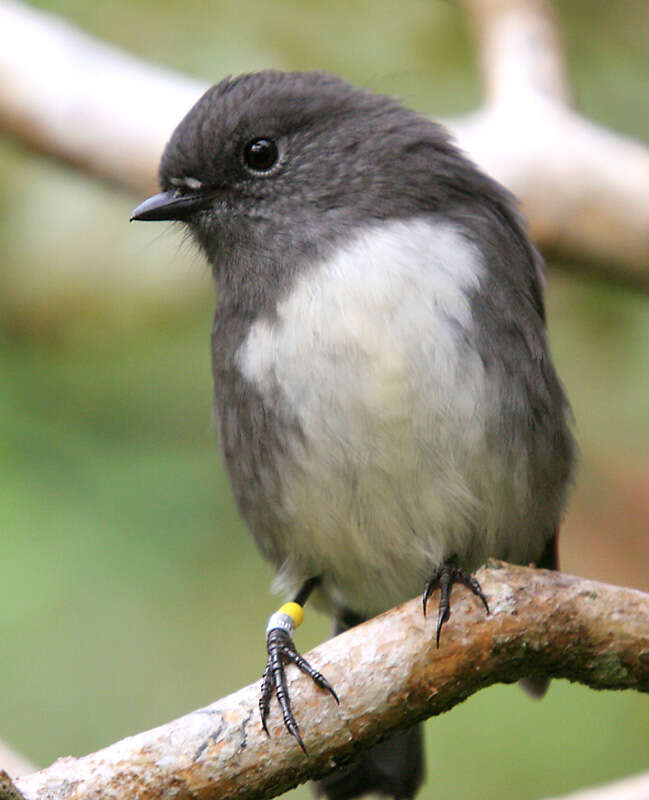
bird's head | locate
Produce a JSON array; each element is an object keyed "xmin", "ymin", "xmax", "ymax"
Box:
[{"xmin": 130, "ymin": 70, "xmax": 488, "ymax": 305}]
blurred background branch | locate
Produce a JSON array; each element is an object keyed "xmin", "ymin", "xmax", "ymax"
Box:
[
  {"xmin": 9, "ymin": 565, "xmax": 649, "ymax": 800},
  {"xmin": 0, "ymin": 743, "xmax": 34, "ymax": 780},
  {"xmin": 547, "ymin": 770, "xmax": 649, "ymax": 800},
  {"xmin": 455, "ymin": 0, "xmax": 649, "ymax": 290},
  {"xmin": 1, "ymin": 0, "xmax": 648, "ymax": 290},
  {"xmin": 0, "ymin": 0, "xmax": 201, "ymax": 195}
]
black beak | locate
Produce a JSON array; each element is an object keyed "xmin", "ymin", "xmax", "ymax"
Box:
[{"xmin": 129, "ymin": 189, "xmax": 215, "ymax": 222}]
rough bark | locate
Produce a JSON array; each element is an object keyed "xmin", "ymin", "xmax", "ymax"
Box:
[{"xmin": 7, "ymin": 563, "xmax": 649, "ymax": 800}]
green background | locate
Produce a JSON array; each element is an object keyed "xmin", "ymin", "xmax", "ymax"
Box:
[{"xmin": 1, "ymin": 1, "xmax": 648, "ymax": 798}]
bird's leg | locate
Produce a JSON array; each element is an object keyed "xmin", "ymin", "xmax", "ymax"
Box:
[
  {"xmin": 259, "ymin": 576, "xmax": 338, "ymax": 753},
  {"xmin": 423, "ymin": 559, "xmax": 490, "ymax": 647}
]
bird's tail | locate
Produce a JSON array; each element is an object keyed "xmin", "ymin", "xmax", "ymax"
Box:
[
  {"xmin": 518, "ymin": 531, "xmax": 560, "ymax": 699},
  {"xmin": 312, "ymin": 611, "xmax": 425, "ymax": 800},
  {"xmin": 313, "ymin": 726, "xmax": 424, "ymax": 800}
]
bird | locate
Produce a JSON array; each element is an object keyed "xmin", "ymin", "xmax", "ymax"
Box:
[{"xmin": 131, "ymin": 70, "xmax": 575, "ymax": 800}]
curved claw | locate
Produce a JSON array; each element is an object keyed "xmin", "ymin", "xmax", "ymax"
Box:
[
  {"xmin": 259, "ymin": 627, "xmax": 337, "ymax": 753},
  {"xmin": 465, "ymin": 576, "xmax": 490, "ymax": 615},
  {"xmin": 436, "ymin": 601, "xmax": 451, "ymax": 648},
  {"xmin": 423, "ymin": 562, "xmax": 490, "ymax": 647},
  {"xmin": 287, "ymin": 720, "xmax": 308, "ymax": 755},
  {"xmin": 319, "ymin": 675, "xmax": 340, "ymax": 705},
  {"xmin": 259, "ymin": 663, "xmax": 272, "ymax": 736},
  {"xmin": 422, "ymin": 579, "xmax": 435, "ymax": 618}
]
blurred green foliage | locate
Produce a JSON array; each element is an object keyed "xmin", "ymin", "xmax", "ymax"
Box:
[{"xmin": 1, "ymin": 1, "xmax": 648, "ymax": 798}]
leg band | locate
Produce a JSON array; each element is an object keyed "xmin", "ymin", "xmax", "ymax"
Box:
[{"xmin": 265, "ymin": 602, "xmax": 304, "ymax": 635}]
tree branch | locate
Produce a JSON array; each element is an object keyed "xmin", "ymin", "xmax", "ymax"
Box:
[
  {"xmin": 0, "ymin": 0, "xmax": 203, "ymax": 194},
  {"xmin": 10, "ymin": 563, "xmax": 649, "ymax": 800},
  {"xmin": 451, "ymin": 0, "xmax": 649, "ymax": 290},
  {"xmin": 0, "ymin": 742, "xmax": 34, "ymax": 780},
  {"xmin": 0, "ymin": 0, "xmax": 648, "ymax": 290},
  {"xmin": 547, "ymin": 769, "xmax": 649, "ymax": 800}
]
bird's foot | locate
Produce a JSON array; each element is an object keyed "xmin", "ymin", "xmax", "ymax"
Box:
[
  {"xmin": 260, "ymin": 604, "xmax": 338, "ymax": 754},
  {"xmin": 422, "ymin": 560, "xmax": 490, "ymax": 647}
]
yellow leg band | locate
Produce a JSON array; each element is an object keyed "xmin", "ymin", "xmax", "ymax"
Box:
[{"xmin": 278, "ymin": 601, "xmax": 304, "ymax": 628}]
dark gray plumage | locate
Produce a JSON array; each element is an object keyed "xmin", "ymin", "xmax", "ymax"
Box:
[{"xmin": 131, "ymin": 70, "xmax": 575, "ymax": 799}]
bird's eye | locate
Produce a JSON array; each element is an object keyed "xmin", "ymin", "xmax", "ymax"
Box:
[{"xmin": 243, "ymin": 138, "xmax": 279, "ymax": 172}]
